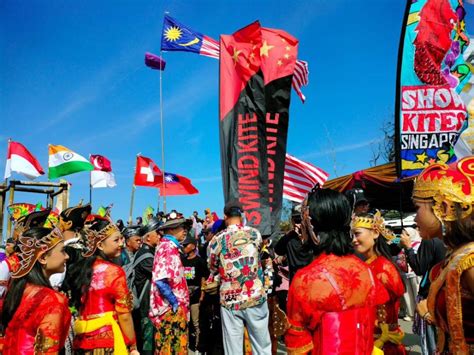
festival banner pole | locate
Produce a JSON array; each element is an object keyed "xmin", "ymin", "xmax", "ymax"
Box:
[
  {"xmin": 394, "ymin": 0, "xmax": 411, "ymax": 227},
  {"xmin": 128, "ymin": 157, "xmax": 137, "ymax": 225},
  {"xmin": 159, "ymin": 49, "xmax": 167, "ymax": 214},
  {"xmin": 89, "ymin": 154, "xmax": 92, "ymax": 205},
  {"xmin": 2, "ymin": 138, "xmax": 12, "ymax": 242}
]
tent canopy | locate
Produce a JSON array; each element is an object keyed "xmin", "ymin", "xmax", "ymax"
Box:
[{"xmin": 323, "ymin": 162, "xmax": 415, "ymax": 212}]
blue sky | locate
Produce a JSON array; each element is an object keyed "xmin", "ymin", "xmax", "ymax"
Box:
[{"xmin": 2, "ymin": 0, "xmax": 473, "ymax": 225}]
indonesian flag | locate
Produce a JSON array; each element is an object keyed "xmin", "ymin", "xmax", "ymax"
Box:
[
  {"xmin": 4, "ymin": 141, "xmax": 45, "ymax": 180},
  {"xmin": 90, "ymin": 154, "xmax": 117, "ymax": 188},
  {"xmin": 134, "ymin": 155, "xmax": 163, "ymax": 187}
]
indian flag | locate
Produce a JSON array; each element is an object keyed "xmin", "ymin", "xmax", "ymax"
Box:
[{"xmin": 48, "ymin": 144, "xmax": 93, "ymax": 179}]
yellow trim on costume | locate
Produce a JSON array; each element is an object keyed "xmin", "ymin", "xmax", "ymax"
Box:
[
  {"xmin": 372, "ymin": 346, "xmax": 384, "ymax": 355},
  {"xmin": 74, "ymin": 311, "xmax": 127, "ymax": 355},
  {"xmin": 374, "ymin": 322, "xmax": 404, "ymax": 349},
  {"xmin": 286, "ymin": 341, "xmax": 314, "ymax": 354}
]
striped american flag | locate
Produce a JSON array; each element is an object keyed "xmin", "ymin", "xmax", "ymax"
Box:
[
  {"xmin": 283, "ymin": 154, "xmax": 329, "ymax": 203},
  {"xmin": 200, "ymin": 36, "xmax": 220, "ymax": 59},
  {"xmin": 196, "ymin": 36, "xmax": 309, "ymax": 103}
]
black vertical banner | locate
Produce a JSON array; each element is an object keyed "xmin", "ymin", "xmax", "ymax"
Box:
[{"xmin": 219, "ymin": 23, "xmax": 298, "ymax": 237}]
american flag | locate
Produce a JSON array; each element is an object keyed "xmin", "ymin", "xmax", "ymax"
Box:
[
  {"xmin": 192, "ymin": 35, "xmax": 309, "ymax": 103},
  {"xmin": 283, "ymin": 154, "xmax": 329, "ymax": 203}
]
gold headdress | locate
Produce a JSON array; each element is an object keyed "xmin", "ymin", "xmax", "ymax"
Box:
[
  {"xmin": 12, "ymin": 227, "xmax": 64, "ymax": 279},
  {"xmin": 412, "ymin": 156, "xmax": 474, "ymax": 221},
  {"xmin": 82, "ymin": 216, "xmax": 121, "ymax": 257},
  {"xmin": 351, "ymin": 210, "xmax": 396, "ymax": 241}
]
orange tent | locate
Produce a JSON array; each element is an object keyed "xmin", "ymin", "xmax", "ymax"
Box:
[{"xmin": 324, "ymin": 162, "xmax": 415, "ymax": 211}]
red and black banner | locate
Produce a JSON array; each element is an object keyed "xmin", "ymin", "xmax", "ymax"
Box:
[{"xmin": 219, "ymin": 21, "xmax": 298, "ymax": 237}]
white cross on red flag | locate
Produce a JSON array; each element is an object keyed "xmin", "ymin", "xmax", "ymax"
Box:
[{"xmin": 134, "ymin": 155, "xmax": 163, "ymax": 187}]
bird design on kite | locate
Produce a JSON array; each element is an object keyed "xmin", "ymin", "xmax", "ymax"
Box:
[{"xmin": 413, "ymin": 0, "xmax": 457, "ymax": 85}]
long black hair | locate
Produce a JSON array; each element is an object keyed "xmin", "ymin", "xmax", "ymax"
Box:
[
  {"xmin": 2, "ymin": 228, "xmax": 53, "ymax": 328},
  {"xmin": 67, "ymin": 219, "xmax": 112, "ymax": 311},
  {"xmin": 307, "ymin": 188, "xmax": 354, "ymax": 257}
]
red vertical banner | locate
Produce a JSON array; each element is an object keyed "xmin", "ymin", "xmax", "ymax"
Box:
[
  {"xmin": 219, "ymin": 21, "xmax": 298, "ymax": 237},
  {"xmin": 261, "ymin": 28, "xmax": 298, "ymax": 236},
  {"xmin": 219, "ymin": 21, "xmax": 272, "ymax": 235}
]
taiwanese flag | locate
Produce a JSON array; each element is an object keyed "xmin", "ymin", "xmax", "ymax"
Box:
[
  {"xmin": 219, "ymin": 21, "xmax": 297, "ymax": 237},
  {"xmin": 157, "ymin": 172, "xmax": 199, "ymax": 196},
  {"xmin": 134, "ymin": 155, "xmax": 163, "ymax": 187}
]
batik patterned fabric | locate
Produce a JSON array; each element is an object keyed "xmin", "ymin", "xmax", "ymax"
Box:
[
  {"xmin": 3, "ymin": 284, "xmax": 71, "ymax": 354},
  {"xmin": 208, "ymin": 224, "xmax": 266, "ymax": 310},
  {"xmin": 73, "ymin": 259, "xmax": 133, "ymax": 351},
  {"xmin": 285, "ymin": 253, "xmax": 386, "ymax": 355},
  {"xmin": 427, "ymin": 242, "xmax": 474, "ymax": 353},
  {"xmin": 154, "ymin": 306, "xmax": 188, "ymax": 354},
  {"xmin": 366, "ymin": 255, "xmax": 407, "ymax": 355},
  {"xmin": 149, "ymin": 237, "xmax": 189, "ymax": 326}
]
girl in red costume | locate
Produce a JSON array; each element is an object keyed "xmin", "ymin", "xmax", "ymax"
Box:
[
  {"xmin": 352, "ymin": 210, "xmax": 407, "ymax": 355},
  {"xmin": 68, "ymin": 216, "xmax": 138, "ymax": 354},
  {"xmin": 413, "ymin": 156, "xmax": 474, "ymax": 354},
  {"xmin": 2, "ymin": 227, "xmax": 71, "ymax": 354},
  {"xmin": 285, "ymin": 188, "xmax": 387, "ymax": 355}
]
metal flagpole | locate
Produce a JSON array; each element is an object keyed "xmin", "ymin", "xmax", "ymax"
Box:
[
  {"xmin": 128, "ymin": 157, "xmax": 137, "ymax": 225},
  {"xmin": 89, "ymin": 155, "xmax": 92, "ymax": 205},
  {"xmin": 159, "ymin": 49, "xmax": 167, "ymax": 214}
]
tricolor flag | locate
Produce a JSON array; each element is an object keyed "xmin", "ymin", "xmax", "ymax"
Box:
[
  {"xmin": 4, "ymin": 141, "xmax": 45, "ymax": 180},
  {"xmin": 48, "ymin": 144, "xmax": 94, "ymax": 179},
  {"xmin": 90, "ymin": 154, "xmax": 117, "ymax": 188},
  {"xmin": 283, "ymin": 154, "xmax": 329, "ymax": 203}
]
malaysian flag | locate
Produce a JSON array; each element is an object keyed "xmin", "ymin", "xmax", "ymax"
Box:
[
  {"xmin": 160, "ymin": 15, "xmax": 309, "ymax": 102},
  {"xmin": 283, "ymin": 154, "xmax": 329, "ymax": 203}
]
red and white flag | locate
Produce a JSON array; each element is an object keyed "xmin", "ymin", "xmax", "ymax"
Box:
[
  {"xmin": 4, "ymin": 141, "xmax": 45, "ymax": 180},
  {"xmin": 283, "ymin": 153, "xmax": 329, "ymax": 203},
  {"xmin": 90, "ymin": 154, "xmax": 116, "ymax": 188},
  {"xmin": 134, "ymin": 155, "xmax": 163, "ymax": 187}
]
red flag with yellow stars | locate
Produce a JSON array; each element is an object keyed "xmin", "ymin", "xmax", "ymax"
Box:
[
  {"xmin": 261, "ymin": 27, "xmax": 298, "ymax": 238},
  {"xmin": 219, "ymin": 21, "xmax": 298, "ymax": 238}
]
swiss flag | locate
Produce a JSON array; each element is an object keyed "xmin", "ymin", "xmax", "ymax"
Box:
[
  {"xmin": 4, "ymin": 141, "xmax": 45, "ymax": 180},
  {"xmin": 134, "ymin": 155, "xmax": 163, "ymax": 187}
]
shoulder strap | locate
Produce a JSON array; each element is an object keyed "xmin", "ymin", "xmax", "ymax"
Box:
[
  {"xmin": 320, "ymin": 266, "xmax": 346, "ymax": 309},
  {"xmin": 133, "ymin": 252, "xmax": 154, "ymax": 268}
]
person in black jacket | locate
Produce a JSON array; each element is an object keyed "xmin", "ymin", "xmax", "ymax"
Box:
[
  {"xmin": 133, "ymin": 217, "xmax": 161, "ymax": 354},
  {"xmin": 274, "ymin": 207, "xmax": 313, "ymax": 283},
  {"xmin": 400, "ymin": 232, "xmax": 446, "ymax": 354}
]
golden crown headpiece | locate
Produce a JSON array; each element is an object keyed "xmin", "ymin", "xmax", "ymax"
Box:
[
  {"xmin": 12, "ymin": 227, "xmax": 64, "ymax": 279},
  {"xmin": 351, "ymin": 210, "xmax": 396, "ymax": 241},
  {"xmin": 82, "ymin": 216, "xmax": 121, "ymax": 257},
  {"xmin": 412, "ymin": 156, "xmax": 474, "ymax": 221}
]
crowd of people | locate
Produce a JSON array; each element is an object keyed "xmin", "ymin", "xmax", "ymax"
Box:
[{"xmin": 0, "ymin": 156, "xmax": 472, "ymax": 354}]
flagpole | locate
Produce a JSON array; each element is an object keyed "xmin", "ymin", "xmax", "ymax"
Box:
[
  {"xmin": 1, "ymin": 138, "xmax": 12, "ymax": 243},
  {"xmin": 159, "ymin": 49, "xmax": 167, "ymax": 214},
  {"xmin": 128, "ymin": 157, "xmax": 137, "ymax": 225},
  {"xmin": 89, "ymin": 155, "xmax": 92, "ymax": 205}
]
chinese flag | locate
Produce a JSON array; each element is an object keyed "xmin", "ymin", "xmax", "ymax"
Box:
[
  {"xmin": 134, "ymin": 156, "xmax": 163, "ymax": 187},
  {"xmin": 157, "ymin": 172, "xmax": 198, "ymax": 196}
]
